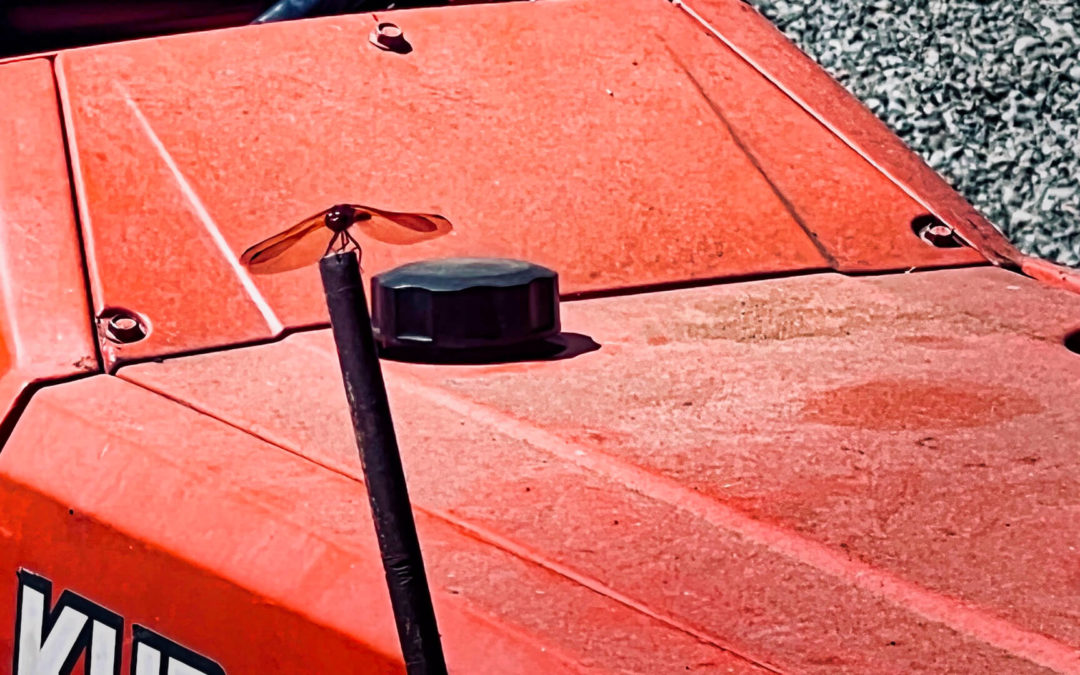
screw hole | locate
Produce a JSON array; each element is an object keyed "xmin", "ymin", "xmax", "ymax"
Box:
[
  {"xmin": 101, "ymin": 308, "xmax": 149, "ymax": 344},
  {"xmin": 912, "ymin": 214, "xmax": 962, "ymax": 248},
  {"xmin": 1066, "ymin": 331, "xmax": 1080, "ymax": 355}
]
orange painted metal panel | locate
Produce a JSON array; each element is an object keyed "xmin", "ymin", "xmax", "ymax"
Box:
[
  {"xmin": 119, "ymin": 267, "xmax": 1080, "ymax": 673},
  {"xmin": 0, "ymin": 376, "xmax": 762, "ymax": 673},
  {"xmin": 0, "ymin": 58, "xmax": 97, "ymax": 420},
  {"xmin": 661, "ymin": 19, "xmax": 986, "ymax": 271},
  {"xmin": 1021, "ymin": 256, "xmax": 1080, "ymax": 294},
  {"xmin": 55, "ymin": 56, "xmax": 282, "ymax": 367},
  {"xmin": 676, "ymin": 0, "xmax": 1021, "ymax": 265},
  {"xmin": 0, "ymin": 3, "xmax": 1072, "ymax": 673},
  {"xmin": 56, "ymin": 0, "xmax": 996, "ymax": 365}
]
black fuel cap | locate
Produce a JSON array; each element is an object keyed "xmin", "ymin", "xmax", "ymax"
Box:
[{"xmin": 371, "ymin": 258, "xmax": 560, "ymax": 354}]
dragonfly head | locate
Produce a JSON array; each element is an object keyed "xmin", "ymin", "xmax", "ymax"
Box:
[
  {"xmin": 325, "ymin": 204, "xmax": 356, "ymax": 232},
  {"xmin": 325, "ymin": 204, "xmax": 374, "ymax": 232}
]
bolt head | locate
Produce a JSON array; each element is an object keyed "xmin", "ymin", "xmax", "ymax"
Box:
[
  {"xmin": 922, "ymin": 223, "xmax": 957, "ymax": 246},
  {"xmin": 369, "ymin": 22, "xmax": 410, "ymax": 53},
  {"xmin": 912, "ymin": 214, "xmax": 962, "ymax": 248},
  {"xmin": 104, "ymin": 310, "xmax": 148, "ymax": 344}
]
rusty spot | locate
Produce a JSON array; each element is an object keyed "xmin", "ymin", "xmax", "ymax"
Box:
[
  {"xmin": 800, "ymin": 379, "xmax": 1043, "ymax": 431},
  {"xmin": 72, "ymin": 356, "xmax": 98, "ymax": 371}
]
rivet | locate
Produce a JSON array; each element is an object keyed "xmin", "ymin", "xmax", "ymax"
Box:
[
  {"xmin": 912, "ymin": 214, "xmax": 963, "ymax": 248},
  {"xmin": 103, "ymin": 309, "xmax": 149, "ymax": 344},
  {"xmin": 369, "ymin": 22, "xmax": 411, "ymax": 54}
]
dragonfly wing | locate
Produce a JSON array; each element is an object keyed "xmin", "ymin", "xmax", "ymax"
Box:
[
  {"xmin": 240, "ymin": 210, "xmax": 334, "ymax": 274},
  {"xmin": 240, "ymin": 203, "xmax": 453, "ymax": 275},
  {"xmin": 350, "ymin": 204, "xmax": 453, "ymax": 245}
]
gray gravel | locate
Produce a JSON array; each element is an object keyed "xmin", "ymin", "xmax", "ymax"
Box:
[{"xmin": 744, "ymin": 0, "xmax": 1080, "ymax": 267}]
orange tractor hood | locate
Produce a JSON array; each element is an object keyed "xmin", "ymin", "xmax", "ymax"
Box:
[
  {"xmin": 53, "ymin": 0, "xmax": 1006, "ymax": 367},
  {"xmin": 0, "ymin": 1, "xmax": 1079, "ymax": 673}
]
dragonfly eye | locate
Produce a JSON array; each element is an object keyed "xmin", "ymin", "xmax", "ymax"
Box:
[{"xmin": 325, "ymin": 204, "xmax": 356, "ymax": 232}]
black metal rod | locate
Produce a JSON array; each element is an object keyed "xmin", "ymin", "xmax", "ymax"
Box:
[{"xmin": 319, "ymin": 252, "xmax": 447, "ymax": 675}]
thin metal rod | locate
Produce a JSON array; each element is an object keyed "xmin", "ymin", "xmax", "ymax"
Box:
[{"xmin": 319, "ymin": 251, "xmax": 447, "ymax": 675}]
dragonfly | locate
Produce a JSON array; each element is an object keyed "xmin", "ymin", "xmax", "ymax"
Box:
[{"xmin": 240, "ymin": 203, "xmax": 453, "ymax": 274}]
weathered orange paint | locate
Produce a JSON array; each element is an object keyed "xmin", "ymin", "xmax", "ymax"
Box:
[
  {"xmin": 0, "ymin": 59, "xmax": 97, "ymax": 420},
  {"xmin": 0, "ymin": 376, "xmax": 761, "ymax": 673},
  {"xmin": 1021, "ymin": 256, "xmax": 1080, "ymax": 294},
  {"xmin": 678, "ymin": 0, "xmax": 1022, "ymax": 266},
  {"xmin": 0, "ymin": 2, "xmax": 1076, "ymax": 674},
  {"xmin": 56, "ymin": 0, "xmax": 1002, "ymax": 366},
  {"xmin": 117, "ymin": 267, "xmax": 1080, "ymax": 673}
]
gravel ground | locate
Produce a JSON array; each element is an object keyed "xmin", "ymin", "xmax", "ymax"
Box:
[{"xmin": 744, "ymin": 0, "xmax": 1080, "ymax": 267}]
